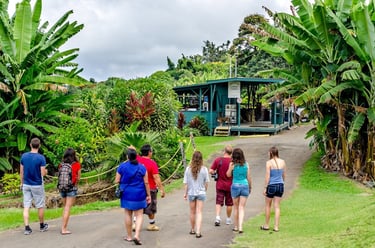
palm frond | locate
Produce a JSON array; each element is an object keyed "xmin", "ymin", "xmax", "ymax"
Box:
[
  {"xmin": 14, "ymin": 0, "xmax": 32, "ymax": 63},
  {"xmin": 352, "ymin": 2, "xmax": 375, "ymax": 61},
  {"xmin": 348, "ymin": 112, "xmax": 366, "ymax": 144}
]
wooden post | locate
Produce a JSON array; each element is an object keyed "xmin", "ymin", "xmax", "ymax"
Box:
[
  {"xmin": 179, "ymin": 141, "xmax": 187, "ymax": 169},
  {"xmin": 190, "ymin": 132, "xmax": 196, "ymax": 151}
]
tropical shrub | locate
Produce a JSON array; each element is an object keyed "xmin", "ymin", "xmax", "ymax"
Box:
[
  {"xmin": 0, "ymin": 173, "xmax": 21, "ymax": 195},
  {"xmin": 188, "ymin": 116, "xmax": 209, "ymax": 136}
]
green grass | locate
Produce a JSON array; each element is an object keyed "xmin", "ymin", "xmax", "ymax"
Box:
[
  {"xmin": 185, "ymin": 136, "xmax": 235, "ymax": 161},
  {"xmin": 230, "ymin": 152, "xmax": 375, "ymax": 248}
]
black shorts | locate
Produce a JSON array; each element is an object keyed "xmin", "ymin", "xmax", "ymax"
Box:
[
  {"xmin": 144, "ymin": 189, "xmax": 158, "ymax": 215},
  {"xmin": 266, "ymin": 183, "xmax": 284, "ymax": 198}
]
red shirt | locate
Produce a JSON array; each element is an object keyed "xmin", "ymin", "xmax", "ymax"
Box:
[
  {"xmin": 137, "ymin": 155, "xmax": 159, "ymax": 190},
  {"xmin": 210, "ymin": 157, "xmax": 232, "ymax": 191},
  {"xmin": 59, "ymin": 161, "xmax": 81, "ymax": 185}
]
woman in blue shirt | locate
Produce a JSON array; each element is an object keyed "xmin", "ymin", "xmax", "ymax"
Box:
[
  {"xmin": 226, "ymin": 148, "xmax": 252, "ymax": 233},
  {"xmin": 260, "ymin": 146, "xmax": 286, "ymax": 232},
  {"xmin": 115, "ymin": 148, "xmax": 151, "ymax": 245}
]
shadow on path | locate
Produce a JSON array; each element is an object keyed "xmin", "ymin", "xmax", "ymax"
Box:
[{"xmin": 0, "ymin": 124, "xmax": 313, "ymax": 248}]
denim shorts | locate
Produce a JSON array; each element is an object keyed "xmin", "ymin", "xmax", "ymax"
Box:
[
  {"xmin": 188, "ymin": 194, "xmax": 206, "ymax": 202},
  {"xmin": 231, "ymin": 183, "xmax": 250, "ymax": 198},
  {"xmin": 266, "ymin": 183, "xmax": 284, "ymax": 198},
  {"xmin": 60, "ymin": 190, "xmax": 77, "ymax": 198}
]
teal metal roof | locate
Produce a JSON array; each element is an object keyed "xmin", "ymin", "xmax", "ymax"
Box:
[{"xmin": 173, "ymin": 77, "xmax": 284, "ymax": 91}]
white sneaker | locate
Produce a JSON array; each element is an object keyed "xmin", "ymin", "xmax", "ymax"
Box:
[
  {"xmin": 226, "ymin": 218, "xmax": 232, "ymax": 225},
  {"xmin": 215, "ymin": 217, "xmax": 221, "ymax": 226}
]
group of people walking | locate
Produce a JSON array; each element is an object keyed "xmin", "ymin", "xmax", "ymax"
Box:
[
  {"xmin": 209, "ymin": 145, "xmax": 286, "ymax": 234},
  {"xmin": 183, "ymin": 144, "xmax": 286, "ymax": 240},
  {"xmin": 19, "ymin": 138, "xmax": 286, "ymax": 246},
  {"xmin": 20, "ymin": 138, "xmax": 81, "ymax": 235}
]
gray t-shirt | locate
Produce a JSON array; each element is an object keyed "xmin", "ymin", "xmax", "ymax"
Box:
[{"xmin": 183, "ymin": 166, "xmax": 210, "ymax": 196}]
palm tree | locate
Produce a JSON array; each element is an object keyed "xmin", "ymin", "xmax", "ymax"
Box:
[{"xmin": 0, "ymin": 0, "xmax": 87, "ymax": 172}]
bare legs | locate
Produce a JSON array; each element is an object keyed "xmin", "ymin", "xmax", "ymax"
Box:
[
  {"xmin": 264, "ymin": 197, "xmax": 272, "ymax": 228},
  {"xmin": 61, "ymin": 197, "xmax": 75, "ymax": 234},
  {"xmin": 263, "ymin": 196, "xmax": 281, "ymax": 230},
  {"xmin": 232, "ymin": 196, "xmax": 248, "ymax": 231},
  {"xmin": 273, "ymin": 197, "xmax": 282, "ymax": 230},
  {"xmin": 238, "ymin": 196, "xmax": 247, "ymax": 232},
  {"xmin": 124, "ymin": 209, "xmax": 133, "ymax": 240},
  {"xmin": 124, "ymin": 209, "xmax": 143, "ymax": 241},
  {"xmin": 226, "ymin": 205, "xmax": 232, "ymax": 220},
  {"xmin": 215, "ymin": 204, "xmax": 232, "ymax": 220},
  {"xmin": 23, "ymin": 207, "xmax": 45, "ymax": 227},
  {"xmin": 189, "ymin": 200, "xmax": 204, "ymax": 235},
  {"xmin": 232, "ymin": 197, "xmax": 239, "ymax": 229}
]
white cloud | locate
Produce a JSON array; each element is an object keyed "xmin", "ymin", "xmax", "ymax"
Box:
[{"xmin": 8, "ymin": 0, "xmax": 292, "ymax": 81}]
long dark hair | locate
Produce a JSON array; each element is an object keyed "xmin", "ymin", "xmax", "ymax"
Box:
[
  {"xmin": 232, "ymin": 148, "xmax": 245, "ymax": 166},
  {"xmin": 190, "ymin": 151, "xmax": 203, "ymax": 180},
  {"xmin": 63, "ymin": 148, "xmax": 78, "ymax": 164}
]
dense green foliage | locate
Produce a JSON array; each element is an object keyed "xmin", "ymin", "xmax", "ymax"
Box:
[
  {"xmin": 0, "ymin": 0, "xmax": 87, "ymax": 172},
  {"xmin": 252, "ymin": 0, "xmax": 375, "ymax": 180}
]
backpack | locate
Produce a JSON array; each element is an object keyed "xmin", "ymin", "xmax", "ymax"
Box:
[{"xmin": 57, "ymin": 162, "xmax": 74, "ymax": 192}]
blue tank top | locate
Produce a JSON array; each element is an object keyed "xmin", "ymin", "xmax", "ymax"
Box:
[
  {"xmin": 269, "ymin": 168, "xmax": 284, "ymax": 184},
  {"xmin": 232, "ymin": 163, "xmax": 249, "ymax": 185}
]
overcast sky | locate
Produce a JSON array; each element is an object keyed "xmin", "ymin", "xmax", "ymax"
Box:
[{"xmin": 9, "ymin": 0, "xmax": 292, "ymax": 81}]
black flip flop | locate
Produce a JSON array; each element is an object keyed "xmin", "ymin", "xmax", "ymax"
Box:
[{"xmin": 133, "ymin": 238, "xmax": 142, "ymax": 245}]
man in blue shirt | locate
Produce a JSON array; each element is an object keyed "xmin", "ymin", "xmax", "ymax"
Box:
[{"xmin": 20, "ymin": 138, "xmax": 49, "ymax": 235}]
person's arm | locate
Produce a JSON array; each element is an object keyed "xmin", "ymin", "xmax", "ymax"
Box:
[
  {"xmin": 226, "ymin": 162, "xmax": 234, "ymax": 177},
  {"xmin": 263, "ymin": 161, "xmax": 271, "ymax": 195},
  {"xmin": 19, "ymin": 164, "xmax": 24, "ymax": 188},
  {"xmin": 144, "ymin": 171, "xmax": 151, "ymax": 203},
  {"xmin": 153, "ymin": 173, "xmax": 165, "ymax": 198},
  {"xmin": 41, "ymin": 166, "xmax": 47, "ymax": 177},
  {"xmin": 209, "ymin": 159, "xmax": 217, "ymax": 175},
  {"xmin": 77, "ymin": 168, "xmax": 81, "ymax": 184},
  {"xmin": 115, "ymin": 172, "xmax": 121, "ymax": 184},
  {"xmin": 183, "ymin": 183, "xmax": 188, "ymax": 200},
  {"xmin": 247, "ymin": 163, "xmax": 252, "ymax": 189},
  {"xmin": 282, "ymin": 160, "xmax": 286, "ymax": 182}
]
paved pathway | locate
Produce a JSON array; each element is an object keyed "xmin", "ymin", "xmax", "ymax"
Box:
[{"xmin": 0, "ymin": 124, "xmax": 312, "ymax": 248}]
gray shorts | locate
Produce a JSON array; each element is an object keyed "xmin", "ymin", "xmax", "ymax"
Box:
[{"xmin": 23, "ymin": 184, "xmax": 45, "ymax": 208}]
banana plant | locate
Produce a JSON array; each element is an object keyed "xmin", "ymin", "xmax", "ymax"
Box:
[{"xmin": 0, "ymin": 0, "xmax": 88, "ymax": 172}]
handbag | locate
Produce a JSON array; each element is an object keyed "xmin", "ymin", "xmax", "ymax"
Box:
[
  {"xmin": 115, "ymin": 186, "xmax": 123, "ymax": 198},
  {"xmin": 116, "ymin": 167, "xmax": 140, "ymax": 199}
]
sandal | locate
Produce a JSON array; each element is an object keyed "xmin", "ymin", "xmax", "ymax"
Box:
[
  {"xmin": 232, "ymin": 227, "xmax": 239, "ymax": 232},
  {"xmin": 133, "ymin": 238, "xmax": 142, "ymax": 245},
  {"xmin": 260, "ymin": 225, "xmax": 270, "ymax": 231},
  {"xmin": 189, "ymin": 230, "xmax": 196, "ymax": 235},
  {"xmin": 124, "ymin": 237, "xmax": 132, "ymax": 242},
  {"xmin": 195, "ymin": 233, "xmax": 202, "ymax": 238},
  {"xmin": 273, "ymin": 228, "xmax": 279, "ymax": 232}
]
